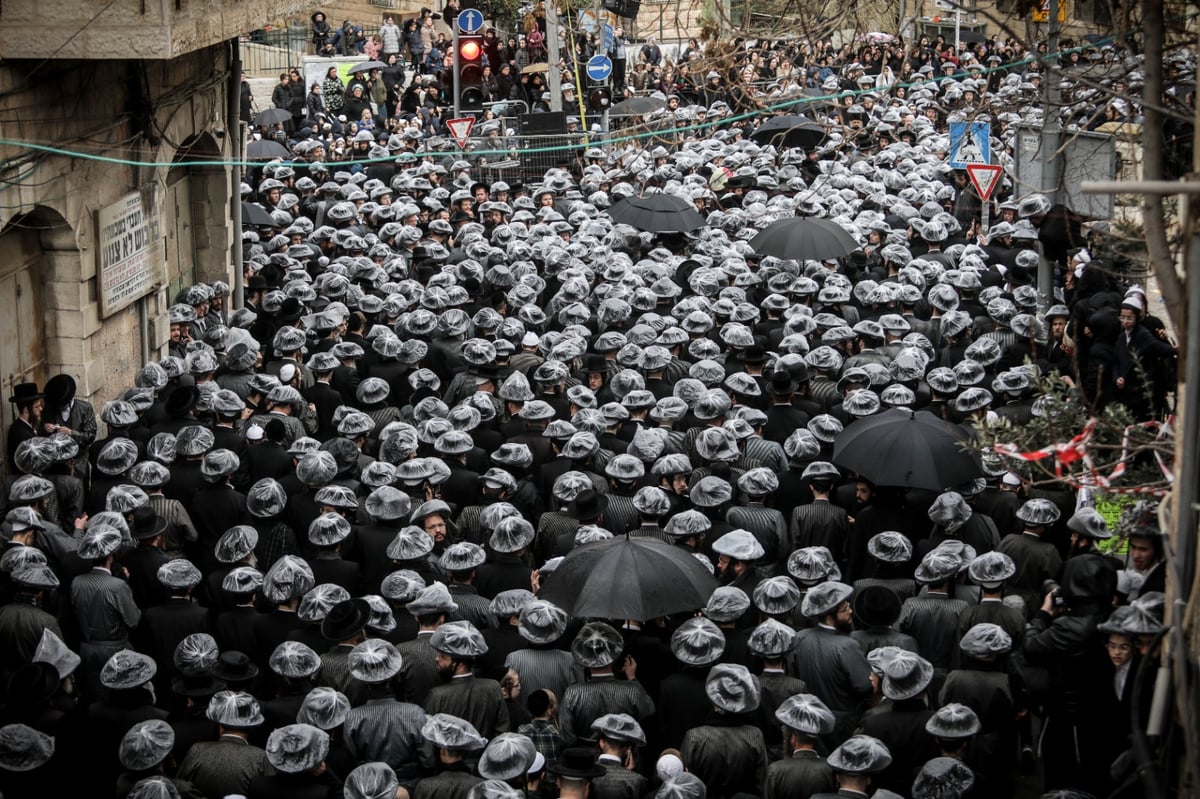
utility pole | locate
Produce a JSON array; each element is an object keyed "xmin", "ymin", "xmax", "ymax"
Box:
[
  {"xmin": 1036, "ymin": 0, "xmax": 1062, "ymax": 313},
  {"xmin": 547, "ymin": 4, "xmax": 562, "ymax": 112}
]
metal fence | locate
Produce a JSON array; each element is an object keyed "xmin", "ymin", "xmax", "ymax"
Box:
[
  {"xmin": 241, "ymin": 24, "xmax": 386, "ymax": 76},
  {"xmin": 451, "ymin": 122, "xmax": 592, "ymax": 185}
]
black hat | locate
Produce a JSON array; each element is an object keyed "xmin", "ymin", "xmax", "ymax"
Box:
[
  {"xmin": 768, "ymin": 371, "xmax": 799, "ymax": 396},
  {"xmin": 548, "ymin": 747, "xmax": 605, "ymax": 779},
  {"xmin": 164, "ymin": 385, "xmax": 200, "ymax": 418},
  {"xmin": 582, "ymin": 354, "xmax": 610, "ymax": 374},
  {"xmin": 8, "ymin": 383, "xmax": 42, "ymax": 405},
  {"xmin": 247, "ymin": 274, "xmax": 269, "ymax": 291},
  {"xmin": 742, "ymin": 345, "xmax": 766, "ymax": 365},
  {"xmin": 212, "ymin": 651, "xmax": 259, "ymax": 685},
  {"xmin": 132, "ymin": 506, "xmax": 168, "ymax": 541},
  {"xmin": 853, "ymin": 585, "xmax": 902, "ymax": 628},
  {"xmin": 277, "ymin": 298, "xmax": 305, "ymax": 323},
  {"xmin": 566, "ymin": 489, "xmax": 608, "ymax": 521},
  {"xmin": 42, "ymin": 375, "xmax": 77, "ymax": 409},
  {"xmin": 321, "ymin": 598, "xmax": 372, "ymax": 642},
  {"xmin": 5, "ymin": 662, "xmax": 59, "ymax": 709},
  {"xmin": 171, "ymin": 672, "xmax": 227, "ymax": 697},
  {"xmin": 471, "ymin": 364, "xmax": 502, "ymax": 381}
]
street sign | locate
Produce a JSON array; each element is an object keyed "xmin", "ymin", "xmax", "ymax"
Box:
[
  {"xmin": 602, "ymin": 23, "xmax": 615, "ymax": 50},
  {"xmin": 446, "ymin": 117, "xmax": 475, "ymax": 148},
  {"xmin": 579, "ymin": 8, "xmax": 600, "ymax": 34},
  {"xmin": 457, "ymin": 8, "xmax": 484, "ymax": 34},
  {"xmin": 1032, "ymin": 0, "xmax": 1066, "ymax": 23},
  {"xmin": 586, "ymin": 55, "xmax": 613, "ymax": 82},
  {"xmin": 966, "ymin": 164, "xmax": 1003, "ymax": 200},
  {"xmin": 948, "ymin": 120, "xmax": 990, "ymax": 169}
]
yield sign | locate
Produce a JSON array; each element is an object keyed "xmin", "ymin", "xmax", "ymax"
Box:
[
  {"xmin": 966, "ymin": 164, "xmax": 1003, "ymax": 201},
  {"xmin": 446, "ymin": 117, "xmax": 475, "ymax": 149}
]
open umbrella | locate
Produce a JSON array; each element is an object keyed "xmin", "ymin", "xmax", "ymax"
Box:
[
  {"xmin": 610, "ymin": 95, "xmax": 666, "ymax": 116},
  {"xmin": 252, "ymin": 108, "xmax": 292, "ymax": 127},
  {"xmin": 348, "ymin": 60, "xmax": 388, "ymax": 74},
  {"xmin": 750, "ymin": 217, "xmax": 859, "ymax": 260},
  {"xmin": 241, "ymin": 202, "xmax": 276, "ymax": 227},
  {"xmin": 749, "ymin": 115, "xmax": 827, "ymax": 149},
  {"xmin": 539, "ymin": 535, "xmax": 719, "ymax": 621},
  {"xmin": 831, "ymin": 408, "xmax": 983, "ymax": 491},
  {"xmin": 607, "ymin": 193, "xmax": 705, "ymax": 233},
  {"xmin": 245, "ymin": 139, "xmax": 290, "ymax": 160}
]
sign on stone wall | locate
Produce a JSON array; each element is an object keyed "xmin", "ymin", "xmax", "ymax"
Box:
[{"xmin": 97, "ymin": 191, "xmax": 161, "ymax": 317}]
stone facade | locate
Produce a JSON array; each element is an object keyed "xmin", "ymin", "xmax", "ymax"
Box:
[{"xmin": 0, "ymin": 45, "xmax": 238, "ymax": 450}]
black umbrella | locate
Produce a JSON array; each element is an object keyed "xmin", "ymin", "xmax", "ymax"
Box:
[
  {"xmin": 749, "ymin": 115, "xmax": 827, "ymax": 149},
  {"xmin": 538, "ymin": 536, "xmax": 720, "ymax": 622},
  {"xmin": 252, "ymin": 108, "xmax": 292, "ymax": 127},
  {"xmin": 607, "ymin": 194, "xmax": 705, "ymax": 233},
  {"xmin": 348, "ymin": 60, "xmax": 388, "ymax": 74},
  {"xmin": 750, "ymin": 217, "xmax": 859, "ymax": 260},
  {"xmin": 957, "ymin": 30, "xmax": 986, "ymax": 44},
  {"xmin": 246, "ymin": 139, "xmax": 290, "ymax": 160},
  {"xmin": 831, "ymin": 408, "xmax": 983, "ymax": 491},
  {"xmin": 610, "ymin": 95, "xmax": 666, "ymax": 116},
  {"xmin": 241, "ymin": 202, "xmax": 276, "ymax": 227}
]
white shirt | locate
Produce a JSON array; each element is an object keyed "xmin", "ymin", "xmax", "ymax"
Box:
[{"xmin": 1114, "ymin": 660, "xmax": 1132, "ymax": 699}]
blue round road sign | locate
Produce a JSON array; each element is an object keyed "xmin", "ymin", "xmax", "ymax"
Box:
[
  {"xmin": 586, "ymin": 55, "xmax": 613, "ymax": 82},
  {"xmin": 457, "ymin": 8, "xmax": 484, "ymax": 33}
]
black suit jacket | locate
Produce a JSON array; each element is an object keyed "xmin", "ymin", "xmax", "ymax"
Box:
[
  {"xmin": 240, "ymin": 441, "xmax": 294, "ymax": 482},
  {"xmin": 304, "ymin": 381, "xmax": 344, "ymax": 441}
]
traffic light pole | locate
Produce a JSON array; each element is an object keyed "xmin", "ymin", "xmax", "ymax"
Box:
[{"xmin": 452, "ymin": 26, "xmax": 462, "ymax": 118}]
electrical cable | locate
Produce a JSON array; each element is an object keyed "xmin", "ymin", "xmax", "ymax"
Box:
[{"xmin": 0, "ymin": 17, "xmax": 1193, "ymax": 170}]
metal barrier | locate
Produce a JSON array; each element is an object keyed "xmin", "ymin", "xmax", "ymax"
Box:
[{"xmin": 457, "ymin": 122, "xmax": 592, "ymax": 185}]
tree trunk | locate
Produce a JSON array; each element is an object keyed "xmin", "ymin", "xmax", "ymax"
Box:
[{"xmin": 1141, "ymin": 0, "xmax": 1185, "ymax": 331}]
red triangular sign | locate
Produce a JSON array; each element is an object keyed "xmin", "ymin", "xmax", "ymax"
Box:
[
  {"xmin": 446, "ymin": 117, "xmax": 475, "ymax": 149},
  {"xmin": 966, "ymin": 164, "xmax": 1003, "ymax": 201}
]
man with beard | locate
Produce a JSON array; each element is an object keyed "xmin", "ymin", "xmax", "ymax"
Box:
[
  {"xmin": 424, "ymin": 620, "xmax": 510, "ymax": 740},
  {"xmin": 788, "ymin": 581, "xmax": 873, "ymax": 742},
  {"xmin": 711, "ymin": 529, "xmax": 766, "ymax": 594}
]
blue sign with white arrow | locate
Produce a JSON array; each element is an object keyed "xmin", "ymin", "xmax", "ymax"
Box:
[
  {"xmin": 457, "ymin": 8, "xmax": 484, "ymax": 34},
  {"xmin": 586, "ymin": 54, "xmax": 613, "ymax": 82}
]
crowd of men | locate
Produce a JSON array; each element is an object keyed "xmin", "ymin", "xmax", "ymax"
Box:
[{"xmin": 0, "ymin": 21, "xmax": 1190, "ymax": 799}]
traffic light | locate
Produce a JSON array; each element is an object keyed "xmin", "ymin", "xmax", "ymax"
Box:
[{"xmin": 457, "ymin": 34, "xmax": 484, "ymax": 111}]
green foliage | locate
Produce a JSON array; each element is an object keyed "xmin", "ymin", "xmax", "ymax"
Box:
[{"xmin": 968, "ymin": 372, "xmax": 1173, "ymax": 493}]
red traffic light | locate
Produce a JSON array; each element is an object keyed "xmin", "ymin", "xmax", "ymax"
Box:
[
  {"xmin": 460, "ymin": 39, "xmax": 482, "ymax": 61},
  {"xmin": 588, "ymin": 88, "xmax": 612, "ymax": 111}
]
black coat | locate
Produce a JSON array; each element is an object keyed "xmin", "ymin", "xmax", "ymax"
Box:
[
  {"xmin": 215, "ymin": 606, "xmax": 262, "ymax": 659},
  {"xmin": 857, "ymin": 698, "xmax": 938, "ymax": 795},
  {"xmin": 241, "ymin": 441, "xmax": 295, "ymax": 482},
  {"xmin": 657, "ymin": 669, "xmax": 710, "ymax": 751},
  {"xmin": 476, "ymin": 553, "xmax": 531, "ymax": 599},
  {"xmin": 124, "ymin": 544, "xmax": 170, "ymax": 609},
  {"xmin": 247, "ymin": 769, "xmax": 341, "ymax": 799},
  {"xmin": 680, "ymin": 717, "xmax": 769, "ymax": 799},
  {"xmin": 135, "ymin": 597, "xmax": 211, "ymax": 681}
]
